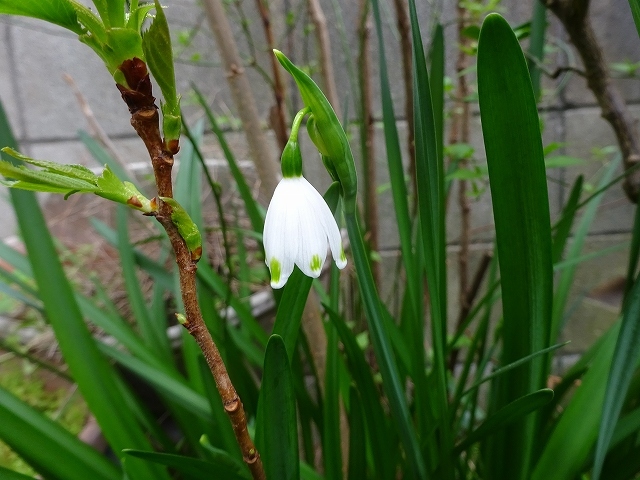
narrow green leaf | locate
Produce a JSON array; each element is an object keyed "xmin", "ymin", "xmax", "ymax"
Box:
[
  {"xmin": 629, "ymin": 0, "xmax": 640, "ymax": 38},
  {"xmin": 551, "ymin": 175, "xmax": 583, "ymax": 264},
  {"xmin": 0, "ymin": 385, "xmax": 120, "ymax": 480},
  {"xmin": 527, "ymin": 0, "xmax": 547, "ymax": 100},
  {"xmin": 261, "ymin": 335, "xmax": 299, "ymax": 480},
  {"xmin": 477, "ymin": 13, "xmax": 553, "ymax": 480},
  {"xmin": 455, "ymin": 389, "xmax": 554, "ymax": 454},
  {"xmin": 625, "ymin": 201, "xmax": 640, "ymax": 302},
  {"xmin": 0, "ymin": 0, "xmax": 82, "ymax": 33},
  {"xmin": 551, "ymin": 158, "xmax": 618, "ymax": 344},
  {"xmin": 593, "ymin": 273, "xmax": 640, "ymax": 479},
  {"xmin": 408, "ymin": 0, "xmax": 450, "ymax": 475},
  {"xmin": 347, "ymin": 386, "xmax": 366, "ymax": 480},
  {"xmin": 0, "ymin": 466, "xmax": 35, "ymax": 480},
  {"xmin": 326, "ymin": 306, "xmax": 395, "ymax": 480},
  {"xmin": 124, "ymin": 450, "xmax": 248, "ymax": 480},
  {"xmin": 192, "ymin": 85, "xmax": 264, "ymax": 233},
  {"xmin": 533, "ymin": 322, "xmax": 620, "ymax": 479}
]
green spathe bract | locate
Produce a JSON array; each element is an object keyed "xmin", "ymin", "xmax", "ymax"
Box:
[{"xmin": 273, "ymin": 50, "xmax": 357, "ymax": 213}]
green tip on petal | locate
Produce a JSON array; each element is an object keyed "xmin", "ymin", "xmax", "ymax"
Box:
[
  {"xmin": 310, "ymin": 254, "xmax": 322, "ymax": 273},
  {"xmin": 270, "ymin": 257, "xmax": 282, "ymax": 284}
]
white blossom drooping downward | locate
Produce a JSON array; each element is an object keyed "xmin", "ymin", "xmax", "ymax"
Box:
[{"xmin": 263, "ymin": 176, "xmax": 347, "ymax": 289}]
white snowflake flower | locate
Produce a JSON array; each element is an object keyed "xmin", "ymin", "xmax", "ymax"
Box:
[{"xmin": 263, "ymin": 176, "xmax": 347, "ymax": 289}]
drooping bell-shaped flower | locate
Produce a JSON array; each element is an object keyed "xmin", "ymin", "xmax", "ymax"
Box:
[
  {"xmin": 263, "ymin": 109, "xmax": 347, "ymax": 288},
  {"xmin": 264, "ymin": 176, "xmax": 347, "ymax": 288}
]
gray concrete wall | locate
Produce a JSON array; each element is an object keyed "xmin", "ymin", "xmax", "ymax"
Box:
[{"xmin": 0, "ymin": 0, "xmax": 639, "ymax": 343}]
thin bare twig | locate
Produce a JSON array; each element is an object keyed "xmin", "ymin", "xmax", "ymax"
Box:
[
  {"xmin": 202, "ymin": 0, "xmax": 280, "ymax": 203},
  {"xmin": 254, "ymin": 0, "xmax": 289, "ymax": 151},
  {"xmin": 358, "ymin": 0, "xmax": 378, "ymax": 284},
  {"xmin": 543, "ymin": 0, "xmax": 640, "ymax": 202},
  {"xmin": 451, "ymin": 3, "xmax": 472, "ymax": 322},
  {"xmin": 392, "ymin": 0, "xmax": 415, "ymax": 199},
  {"xmin": 116, "ymin": 58, "xmax": 265, "ymax": 480},
  {"xmin": 308, "ymin": 0, "xmax": 342, "ymax": 119},
  {"xmin": 448, "ymin": 251, "xmax": 493, "ymax": 371}
]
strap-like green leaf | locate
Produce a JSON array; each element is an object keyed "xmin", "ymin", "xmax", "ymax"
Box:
[
  {"xmin": 0, "ymin": 385, "xmax": 120, "ymax": 480},
  {"xmin": 592, "ymin": 273, "xmax": 640, "ymax": 478},
  {"xmin": 261, "ymin": 335, "xmax": 299, "ymax": 480},
  {"xmin": 477, "ymin": 13, "xmax": 553, "ymax": 480}
]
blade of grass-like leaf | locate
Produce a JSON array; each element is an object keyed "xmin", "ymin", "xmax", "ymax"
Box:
[
  {"xmin": 407, "ymin": 1, "xmax": 451, "ymax": 474},
  {"xmin": 0, "ymin": 385, "xmax": 120, "ymax": 480},
  {"xmin": 454, "ymin": 389, "xmax": 554, "ymax": 454},
  {"xmin": 261, "ymin": 335, "xmax": 299, "ymax": 480},
  {"xmin": 124, "ymin": 450, "xmax": 248, "ymax": 480},
  {"xmin": 1, "ymin": 100, "xmax": 169, "ymax": 480},
  {"xmin": 347, "ymin": 385, "xmax": 366, "ymax": 480},
  {"xmin": 430, "ymin": 24, "xmax": 445, "ymax": 167},
  {"xmin": 370, "ymin": 0, "xmax": 429, "ymax": 448},
  {"xmin": 191, "ymin": 85, "xmax": 264, "ymax": 233},
  {"xmin": 99, "ymin": 342, "xmax": 211, "ymax": 420},
  {"xmin": 527, "ymin": 0, "xmax": 547, "ymax": 100},
  {"xmin": 326, "ymin": 306, "xmax": 394, "ymax": 480},
  {"xmin": 629, "ymin": 0, "xmax": 640, "ymax": 37},
  {"xmin": 0, "ymin": 466, "xmax": 35, "ymax": 480},
  {"xmin": 533, "ymin": 321, "xmax": 620, "ymax": 479},
  {"xmin": 551, "ymin": 175, "xmax": 583, "ymax": 264},
  {"xmin": 462, "ymin": 342, "xmax": 569, "ymax": 396},
  {"xmin": 592, "ymin": 273, "xmax": 640, "ymax": 479},
  {"xmin": 477, "ymin": 14, "xmax": 553, "ymax": 480},
  {"xmin": 116, "ymin": 206, "xmax": 167, "ymax": 354},
  {"xmin": 200, "ymin": 435, "xmax": 249, "ymax": 478},
  {"xmin": 625, "ymin": 202, "xmax": 640, "ymax": 302},
  {"xmin": 551, "ymin": 157, "xmax": 618, "ymax": 344},
  {"xmin": 345, "ymin": 213, "xmax": 427, "ymax": 479}
]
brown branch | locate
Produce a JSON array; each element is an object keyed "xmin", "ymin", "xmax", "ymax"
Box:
[
  {"xmin": 254, "ymin": 0, "xmax": 289, "ymax": 151},
  {"xmin": 448, "ymin": 251, "xmax": 493, "ymax": 371},
  {"xmin": 392, "ymin": 0, "xmax": 415, "ymax": 200},
  {"xmin": 308, "ymin": 0, "xmax": 342, "ymax": 119},
  {"xmin": 543, "ymin": 0, "xmax": 640, "ymax": 202},
  {"xmin": 202, "ymin": 0, "xmax": 280, "ymax": 204},
  {"xmin": 359, "ymin": 0, "xmax": 378, "ymax": 285},
  {"xmin": 450, "ymin": 3, "xmax": 472, "ymax": 324},
  {"xmin": 117, "ymin": 58, "xmax": 265, "ymax": 480}
]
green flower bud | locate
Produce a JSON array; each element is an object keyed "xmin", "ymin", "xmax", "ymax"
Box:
[{"xmin": 274, "ymin": 50, "xmax": 357, "ymax": 213}]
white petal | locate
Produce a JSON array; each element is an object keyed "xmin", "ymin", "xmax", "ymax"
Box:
[
  {"xmin": 264, "ymin": 179, "xmax": 298, "ymax": 288},
  {"xmin": 295, "ymin": 196, "xmax": 328, "ymax": 277},
  {"xmin": 298, "ymin": 178, "xmax": 347, "ymax": 270}
]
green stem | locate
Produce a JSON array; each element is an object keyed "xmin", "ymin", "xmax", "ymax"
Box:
[{"xmin": 345, "ymin": 212, "xmax": 427, "ymax": 479}]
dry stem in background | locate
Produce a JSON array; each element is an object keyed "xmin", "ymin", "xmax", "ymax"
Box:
[
  {"xmin": 450, "ymin": 3, "xmax": 472, "ymax": 319},
  {"xmin": 308, "ymin": 0, "xmax": 342, "ymax": 119},
  {"xmin": 358, "ymin": 0, "xmax": 379, "ymax": 285},
  {"xmin": 544, "ymin": 0, "xmax": 640, "ymax": 203},
  {"xmin": 392, "ymin": 0, "xmax": 416, "ymax": 199},
  {"xmin": 254, "ymin": 0, "xmax": 289, "ymax": 151},
  {"xmin": 202, "ymin": 0, "xmax": 280, "ymax": 203},
  {"xmin": 117, "ymin": 58, "xmax": 266, "ymax": 480}
]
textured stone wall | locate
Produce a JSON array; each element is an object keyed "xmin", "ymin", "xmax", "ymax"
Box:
[{"xmin": 0, "ymin": 0, "xmax": 638, "ymax": 346}]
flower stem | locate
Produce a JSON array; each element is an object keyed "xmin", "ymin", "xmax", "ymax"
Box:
[
  {"xmin": 344, "ymin": 212, "xmax": 427, "ymax": 479},
  {"xmin": 290, "ymin": 106, "xmax": 311, "ymax": 141}
]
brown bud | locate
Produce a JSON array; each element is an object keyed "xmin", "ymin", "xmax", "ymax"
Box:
[
  {"xmin": 126, "ymin": 196, "xmax": 143, "ymax": 208},
  {"xmin": 191, "ymin": 245, "xmax": 202, "ymax": 262},
  {"xmin": 166, "ymin": 138, "xmax": 180, "ymax": 155},
  {"xmin": 117, "ymin": 58, "xmax": 155, "ymax": 113}
]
